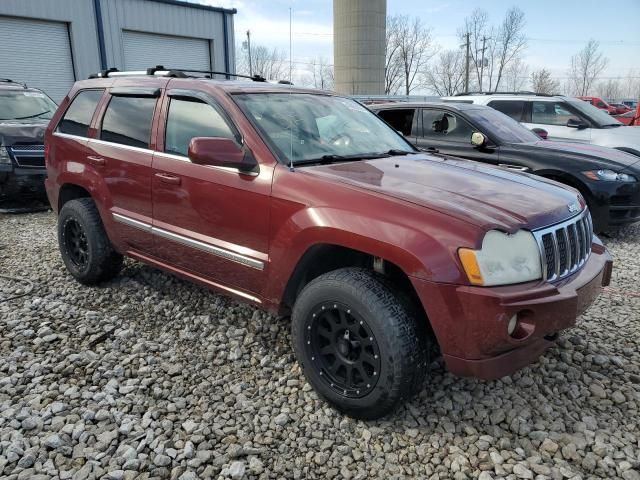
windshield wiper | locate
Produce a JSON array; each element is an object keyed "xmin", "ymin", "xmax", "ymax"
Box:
[
  {"xmin": 295, "ymin": 153, "xmax": 391, "ymax": 166},
  {"xmin": 601, "ymin": 123, "xmax": 622, "ymax": 128},
  {"xmin": 8, "ymin": 110, "xmax": 51, "ymax": 120},
  {"xmin": 384, "ymin": 149, "xmax": 416, "ymax": 156}
]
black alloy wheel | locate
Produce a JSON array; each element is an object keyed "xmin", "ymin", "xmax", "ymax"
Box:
[
  {"xmin": 304, "ymin": 302, "xmax": 382, "ymax": 398},
  {"xmin": 63, "ymin": 217, "xmax": 89, "ymax": 268}
]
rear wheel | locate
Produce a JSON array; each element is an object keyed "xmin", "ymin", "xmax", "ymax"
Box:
[
  {"xmin": 291, "ymin": 268, "xmax": 431, "ymax": 419},
  {"xmin": 58, "ymin": 198, "xmax": 123, "ymax": 284}
]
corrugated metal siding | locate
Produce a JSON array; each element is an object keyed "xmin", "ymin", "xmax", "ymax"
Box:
[
  {"xmin": 99, "ymin": 0, "xmax": 228, "ymax": 75},
  {"xmin": 0, "ymin": 0, "xmax": 101, "ymax": 87},
  {"xmin": 122, "ymin": 31, "xmax": 211, "ymax": 71},
  {"xmin": 0, "ymin": 16, "xmax": 75, "ymax": 102}
]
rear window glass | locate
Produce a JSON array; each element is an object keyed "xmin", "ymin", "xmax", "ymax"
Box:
[
  {"xmin": 57, "ymin": 90, "xmax": 103, "ymax": 137},
  {"xmin": 100, "ymin": 96, "xmax": 157, "ymax": 149}
]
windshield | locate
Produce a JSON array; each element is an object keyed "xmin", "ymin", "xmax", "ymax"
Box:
[
  {"xmin": 234, "ymin": 93, "xmax": 414, "ymax": 164},
  {"xmin": 565, "ymin": 98, "xmax": 622, "ymax": 127},
  {"xmin": 466, "ymin": 108, "xmax": 540, "ymax": 144},
  {"xmin": 0, "ymin": 91, "xmax": 57, "ymax": 121}
]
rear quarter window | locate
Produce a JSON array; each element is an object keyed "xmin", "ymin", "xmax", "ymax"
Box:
[{"xmin": 57, "ymin": 90, "xmax": 104, "ymax": 137}]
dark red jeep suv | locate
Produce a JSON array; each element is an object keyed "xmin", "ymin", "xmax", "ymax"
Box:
[{"xmin": 45, "ymin": 69, "xmax": 613, "ymax": 419}]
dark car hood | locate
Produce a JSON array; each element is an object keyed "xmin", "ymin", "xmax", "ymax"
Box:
[
  {"xmin": 522, "ymin": 140, "xmax": 640, "ymax": 170},
  {"xmin": 303, "ymin": 153, "xmax": 582, "ymax": 231},
  {"xmin": 0, "ymin": 120, "xmax": 47, "ymax": 146}
]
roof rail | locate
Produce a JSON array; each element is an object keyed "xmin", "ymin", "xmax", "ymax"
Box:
[
  {"xmin": 89, "ymin": 65, "xmax": 267, "ymax": 82},
  {"xmin": 0, "ymin": 78, "xmax": 28, "ymax": 89},
  {"xmin": 454, "ymin": 91, "xmax": 556, "ymax": 97}
]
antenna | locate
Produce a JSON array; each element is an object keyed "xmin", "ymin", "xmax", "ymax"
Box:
[{"xmin": 288, "ymin": 6, "xmax": 294, "ymax": 172}]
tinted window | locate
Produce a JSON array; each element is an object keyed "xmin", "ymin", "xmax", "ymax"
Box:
[
  {"xmin": 488, "ymin": 100, "xmax": 526, "ymax": 122},
  {"xmin": 165, "ymin": 98, "xmax": 234, "ymax": 156},
  {"xmin": 421, "ymin": 110, "xmax": 474, "ymax": 142},
  {"xmin": 378, "ymin": 109, "xmax": 416, "ymax": 136},
  {"xmin": 100, "ymin": 96, "xmax": 156, "ymax": 148},
  {"xmin": 531, "ymin": 101, "xmax": 576, "ymax": 126},
  {"xmin": 57, "ymin": 90, "xmax": 103, "ymax": 137},
  {"xmin": 466, "ymin": 108, "xmax": 540, "ymax": 144}
]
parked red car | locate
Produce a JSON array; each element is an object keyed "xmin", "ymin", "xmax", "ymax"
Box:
[
  {"xmin": 45, "ymin": 69, "xmax": 612, "ymax": 418},
  {"xmin": 609, "ymin": 102, "xmax": 632, "ymax": 115},
  {"xmin": 615, "ymin": 104, "xmax": 640, "ymax": 126},
  {"xmin": 577, "ymin": 96, "xmax": 616, "ymax": 114}
]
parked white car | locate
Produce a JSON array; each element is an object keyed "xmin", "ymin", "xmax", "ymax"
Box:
[{"xmin": 443, "ymin": 93, "xmax": 640, "ymax": 157}]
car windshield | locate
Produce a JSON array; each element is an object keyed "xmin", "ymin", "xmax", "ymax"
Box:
[
  {"xmin": 0, "ymin": 91, "xmax": 57, "ymax": 121},
  {"xmin": 465, "ymin": 107, "xmax": 540, "ymax": 144},
  {"xmin": 234, "ymin": 93, "xmax": 415, "ymax": 165},
  {"xmin": 565, "ymin": 98, "xmax": 622, "ymax": 127}
]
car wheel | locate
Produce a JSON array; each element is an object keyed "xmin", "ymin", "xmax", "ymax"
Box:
[
  {"xmin": 291, "ymin": 267, "xmax": 431, "ymax": 419},
  {"xmin": 58, "ymin": 198, "xmax": 123, "ymax": 285}
]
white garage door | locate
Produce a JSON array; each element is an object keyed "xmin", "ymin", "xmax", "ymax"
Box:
[
  {"xmin": 123, "ymin": 31, "xmax": 211, "ymax": 73},
  {"xmin": 0, "ymin": 16, "xmax": 75, "ymax": 102}
]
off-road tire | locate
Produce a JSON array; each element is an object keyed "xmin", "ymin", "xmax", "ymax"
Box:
[
  {"xmin": 58, "ymin": 198, "xmax": 123, "ymax": 284},
  {"xmin": 291, "ymin": 267, "xmax": 431, "ymax": 419}
]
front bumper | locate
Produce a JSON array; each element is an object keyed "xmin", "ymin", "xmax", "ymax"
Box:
[
  {"xmin": 0, "ymin": 166, "xmax": 47, "ymax": 198},
  {"xmin": 588, "ymin": 180, "xmax": 640, "ymax": 230},
  {"xmin": 410, "ymin": 238, "xmax": 612, "ymax": 380}
]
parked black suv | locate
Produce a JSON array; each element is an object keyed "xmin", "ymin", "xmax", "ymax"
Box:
[
  {"xmin": 371, "ymin": 102, "xmax": 640, "ymax": 232},
  {"xmin": 0, "ymin": 79, "xmax": 57, "ymax": 201}
]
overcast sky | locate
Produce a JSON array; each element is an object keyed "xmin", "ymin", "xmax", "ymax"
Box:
[{"xmin": 198, "ymin": 0, "xmax": 640, "ymax": 84}]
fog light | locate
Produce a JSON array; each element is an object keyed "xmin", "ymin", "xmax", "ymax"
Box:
[{"xmin": 507, "ymin": 314, "xmax": 518, "ymax": 335}]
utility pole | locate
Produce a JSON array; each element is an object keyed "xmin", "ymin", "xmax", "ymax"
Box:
[
  {"xmin": 246, "ymin": 30, "xmax": 253, "ymax": 76},
  {"xmin": 462, "ymin": 32, "xmax": 470, "ymax": 93},
  {"xmin": 478, "ymin": 35, "xmax": 489, "ymax": 92}
]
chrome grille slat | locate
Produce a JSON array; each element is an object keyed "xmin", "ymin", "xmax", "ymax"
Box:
[{"xmin": 532, "ymin": 208, "xmax": 592, "ymax": 283}]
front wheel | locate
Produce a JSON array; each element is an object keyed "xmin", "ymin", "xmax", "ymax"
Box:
[{"xmin": 291, "ymin": 268, "xmax": 431, "ymax": 419}]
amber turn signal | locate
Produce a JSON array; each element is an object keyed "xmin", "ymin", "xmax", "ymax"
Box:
[{"xmin": 458, "ymin": 248, "xmax": 484, "ymax": 286}]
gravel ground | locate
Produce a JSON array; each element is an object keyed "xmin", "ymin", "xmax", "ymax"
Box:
[{"xmin": 1, "ymin": 211, "xmax": 639, "ymax": 480}]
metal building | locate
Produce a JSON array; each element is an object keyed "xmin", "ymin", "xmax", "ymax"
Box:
[
  {"xmin": 0, "ymin": 0, "xmax": 236, "ymax": 101},
  {"xmin": 333, "ymin": 0, "xmax": 386, "ymax": 95}
]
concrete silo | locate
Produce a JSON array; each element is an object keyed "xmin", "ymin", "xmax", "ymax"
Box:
[{"xmin": 333, "ymin": 0, "xmax": 386, "ymax": 95}]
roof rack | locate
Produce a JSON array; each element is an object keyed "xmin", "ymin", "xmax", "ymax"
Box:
[
  {"xmin": 89, "ymin": 65, "xmax": 267, "ymax": 82},
  {"xmin": 0, "ymin": 78, "xmax": 28, "ymax": 88},
  {"xmin": 454, "ymin": 91, "xmax": 556, "ymax": 97}
]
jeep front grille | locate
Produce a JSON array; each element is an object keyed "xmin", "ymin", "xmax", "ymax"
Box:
[
  {"xmin": 532, "ymin": 208, "xmax": 593, "ymax": 282},
  {"xmin": 8, "ymin": 144, "xmax": 45, "ymax": 168}
]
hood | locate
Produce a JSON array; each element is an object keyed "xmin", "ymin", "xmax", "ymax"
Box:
[
  {"xmin": 523, "ymin": 140, "xmax": 640, "ymax": 170},
  {"xmin": 303, "ymin": 153, "xmax": 582, "ymax": 232},
  {"xmin": 0, "ymin": 120, "xmax": 47, "ymax": 146}
]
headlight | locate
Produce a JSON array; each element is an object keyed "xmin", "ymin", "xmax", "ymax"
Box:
[
  {"xmin": 0, "ymin": 146, "xmax": 11, "ymax": 165},
  {"xmin": 582, "ymin": 169, "xmax": 637, "ymax": 182},
  {"xmin": 458, "ymin": 230, "xmax": 542, "ymax": 286}
]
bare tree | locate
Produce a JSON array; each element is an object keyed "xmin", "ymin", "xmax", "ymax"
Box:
[
  {"xmin": 502, "ymin": 58, "xmax": 528, "ymax": 91},
  {"xmin": 461, "ymin": 7, "xmax": 527, "ymax": 92},
  {"xmin": 424, "ymin": 50, "xmax": 466, "ymax": 96},
  {"xmin": 530, "ymin": 68, "xmax": 560, "ymax": 94},
  {"xmin": 391, "ymin": 15, "xmax": 437, "ymax": 95},
  {"xmin": 622, "ymin": 70, "xmax": 640, "ymax": 99},
  {"xmin": 239, "ymin": 45, "xmax": 286, "ymax": 81},
  {"xmin": 307, "ymin": 57, "xmax": 334, "ymax": 90},
  {"xmin": 597, "ymin": 78, "xmax": 623, "ymax": 100},
  {"xmin": 385, "ymin": 15, "xmax": 404, "ymax": 95},
  {"xmin": 567, "ymin": 39, "xmax": 608, "ymax": 96}
]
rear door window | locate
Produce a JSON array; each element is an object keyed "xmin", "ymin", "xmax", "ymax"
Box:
[
  {"xmin": 487, "ymin": 100, "xmax": 526, "ymax": 122},
  {"xmin": 531, "ymin": 101, "xmax": 575, "ymax": 126},
  {"xmin": 165, "ymin": 98, "xmax": 234, "ymax": 157},
  {"xmin": 377, "ymin": 109, "xmax": 417, "ymax": 136},
  {"xmin": 57, "ymin": 90, "xmax": 104, "ymax": 137},
  {"xmin": 100, "ymin": 96, "xmax": 157, "ymax": 149}
]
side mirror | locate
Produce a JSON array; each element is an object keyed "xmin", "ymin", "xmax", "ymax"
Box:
[
  {"xmin": 188, "ymin": 137, "xmax": 258, "ymax": 173},
  {"xmin": 471, "ymin": 131, "xmax": 487, "ymax": 147},
  {"xmin": 531, "ymin": 128, "xmax": 548, "ymax": 140},
  {"xmin": 567, "ymin": 118, "xmax": 588, "ymax": 129}
]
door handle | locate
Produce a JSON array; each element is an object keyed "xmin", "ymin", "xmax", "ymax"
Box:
[
  {"xmin": 498, "ymin": 163, "xmax": 530, "ymax": 172},
  {"xmin": 155, "ymin": 172, "xmax": 181, "ymax": 185},
  {"xmin": 87, "ymin": 155, "xmax": 105, "ymax": 166}
]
